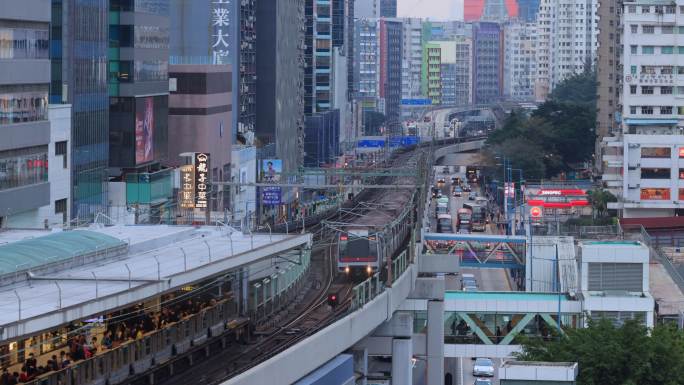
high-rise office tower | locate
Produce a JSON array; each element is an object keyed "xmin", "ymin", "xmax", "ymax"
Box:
[
  {"xmin": 380, "ymin": 0, "xmax": 397, "ymax": 17},
  {"xmin": 401, "ymin": 18, "xmax": 423, "ymax": 101},
  {"xmin": 503, "ymin": 21, "xmax": 537, "ymax": 101},
  {"xmin": 354, "ymin": 0, "xmax": 395, "ymax": 18},
  {"xmin": 108, "ymin": 0, "xmax": 170, "ymax": 172},
  {"xmin": 464, "ymin": 0, "xmax": 518, "ymax": 21},
  {"xmin": 239, "ymin": 0, "xmax": 257, "ymax": 138},
  {"xmin": 51, "ymin": 0, "xmax": 109, "ymax": 220},
  {"xmin": 256, "ymin": 0, "xmax": 306, "ymax": 173}
]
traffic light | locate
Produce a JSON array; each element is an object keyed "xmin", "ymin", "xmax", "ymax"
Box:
[{"xmin": 327, "ymin": 293, "xmax": 338, "ymax": 308}]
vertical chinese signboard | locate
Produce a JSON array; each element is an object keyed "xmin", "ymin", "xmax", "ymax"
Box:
[
  {"xmin": 211, "ymin": 0, "xmax": 234, "ymax": 65},
  {"xmin": 180, "ymin": 165, "xmax": 195, "ymax": 209},
  {"xmin": 194, "ymin": 153, "xmax": 210, "ymax": 209}
]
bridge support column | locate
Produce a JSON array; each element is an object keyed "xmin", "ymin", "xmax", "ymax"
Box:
[
  {"xmin": 392, "ymin": 338, "xmax": 413, "ymax": 385},
  {"xmin": 427, "ymin": 299, "xmax": 444, "ymax": 385},
  {"xmin": 353, "ymin": 348, "xmax": 368, "ymax": 385}
]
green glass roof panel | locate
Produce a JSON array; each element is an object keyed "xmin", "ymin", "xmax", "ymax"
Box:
[{"xmin": 0, "ymin": 230, "xmax": 125, "ymax": 274}]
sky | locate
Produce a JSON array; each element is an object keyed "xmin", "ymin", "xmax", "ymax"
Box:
[{"xmin": 397, "ymin": 0, "xmax": 464, "ymax": 21}]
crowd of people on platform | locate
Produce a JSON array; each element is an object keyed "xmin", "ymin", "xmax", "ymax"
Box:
[{"xmin": 0, "ymin": 297, "xmax": 218, "ymax": 384}]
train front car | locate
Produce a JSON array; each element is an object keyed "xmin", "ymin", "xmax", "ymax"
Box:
[{"xmin": 338, "ymin": 228, "xmax": 380, "ymax": 278}]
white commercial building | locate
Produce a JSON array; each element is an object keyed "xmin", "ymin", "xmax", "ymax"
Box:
[
  {"xmin": 230, "ymin": 145, "xmax": 257, "ymax": 224},
  {"xmin": 578, "ymin": 241, "xmax": 655, "ymax": 327},
  {"xmin": 3, "ymin": 105, "xmax": 72, "ymax": 229},
  {"xmin": 535, "ymin": 0, "xmax": 598, "ymax": 101},
  {"xmin": 605, "ymin": 1, "xmax": 684, "ymax": 217},
  {"xmin": 401, "ymin": 17, "xmax": 423, "ymax": 101},
  {"xmin": 504, "ymin": 21, "xmax": 538, "ymax": 101}
]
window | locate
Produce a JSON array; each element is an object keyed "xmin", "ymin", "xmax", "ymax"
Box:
[
  {"xmin": 679, "ymin": 106, "xmax": 684, "ymax": 115},
  {"xmin": 667, "ymin": 5, "xmax": 676, "ymax": 13},
  {"xmin": 55, "ymin": 198, "xmax": 67, "ymax": 214},
  {"xmin": 680, "ymin": 26, "xmax": 684, "ymax": 34},
  {"xmin": 631, "ymin": 45, "xmax": 637, "ymax": 54},
  {"xmin": 640, "ymin": 188, "xmax": 671, "ymax": 200},
  {"xmin": 631, "ymin": 65, "xmax": 637, "ymax": 75},
  {"xmin": 641, "ymin": 168, "xmax": 670, "ymax": 179},
  {"xmin": 631, "ymin": 24, "xmax": 638, "ymax": 33},
  {"xmin": 679, "ymin": 67, "xmax": 684, "ymax": 75},
  {"xmin": 643, "ymin": 25, "xmax": 655, "ymax": 34},
  {"xmin": 663, "ymin": 26, "xmax": 674, "ymax": 34},
  {"xmin": 642, "ymin": 5, "xmax": 650, "ymax": 13},
  {"xmin": 642, "ymin": 46, "xmax": 654, "ymax": 54},
  {"xmin": 0, "ymin": 146, "xmax": 49, "ymax": 191},
  {"xmin": 0, "ymin": 27, "xmax": 49, "ymax": 60},
  {"xmin": 629, "ymin": 5, "xmax": 636, "ymax": 13},
  {"xmin": 55, "ymin": 141, "xmax": 67, "ymax": 168},
  {"xmin": 662, "ymin": 46, "xmax": 674, "ymax": 54},
  {"xmin": 662, "ymin": 86, "xmax": 673, "ymax": 95},
  {"xmin": 630, "ymin": 106, "xmax": 637, "ymax": 114},
  {"xmin": 641, "ymin": 147, "xmax": 671, "ymax": 158},
  {"xmin": 680, "ymin": 189, "xmax": 684, "ymax": 200},
  {"xmin": 662, "ymin": 106, "xmax": 673, "ymax": 114},
  {"xmin": 679, "ymin": 168, "xmax": 684, "ymax": 178},
  {"xmin": 679, "ymin": 46, "xmax": 684, "ymax": 54},
  {"xmin": 662, "ymin": 66, "xmax": 674, "ymax": 75},
  {"xmin": 642, "ymin": 86, "xmax": 654, "ymax": 94},
  {"xmin": 0, "ymin": 85, "xmax": 49, "ymax": 125},
  {"xmin": 630, "ymin": 85, "xmax": 637, "ymax": 94}
]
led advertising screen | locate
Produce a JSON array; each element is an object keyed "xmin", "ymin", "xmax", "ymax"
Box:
[
  {"xmin": 135, "ymin": 97, "xmax": 154, "ymax": 164},
  {"xmin": 261, "ymin": 159, "xmax": 282, "ymax": 183}
]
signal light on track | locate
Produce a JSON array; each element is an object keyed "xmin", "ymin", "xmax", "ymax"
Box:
[{"xmin": 328, "ymin": 294, "xmax": 338, "ymax": 307}]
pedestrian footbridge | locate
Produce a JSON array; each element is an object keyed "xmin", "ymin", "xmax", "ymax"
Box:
[{"xmin": 422, "ymin": 233, "xmax": 527, "ymax": 269}]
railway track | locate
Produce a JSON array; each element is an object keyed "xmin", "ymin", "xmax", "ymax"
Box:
[{"xmin": 149, "ymin": 139, "xmax": 446, "ymax": 385}]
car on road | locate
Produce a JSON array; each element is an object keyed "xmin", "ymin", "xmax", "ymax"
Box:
[
  {"xmin": 462, "ymin": 185, "xmax": 471, "ymax": 192},
  {"xmin": 474, "ymin": 378, "xmax": 492, "ymax": 385},
  {"xmin": 437, "ymin": 178, "xmax": 446, "ymax": 186},
  {"xmin": 453, "ymin": 187, "xmax": 463, "ymax": 197},
  {"xmin": 468, "ymin": 192, "xmax": 478, "ymax": 201},
  {"xmin": 473, "ymin": 358, "xmax": 495, "ymax": 377}
]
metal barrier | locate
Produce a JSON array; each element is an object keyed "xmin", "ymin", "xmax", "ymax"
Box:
[
  {"xmin": 351, "ymin": 273, "xmax": 382, "ymax": 311},
  {"xmin": 391, "ymin": 249, "xmax": 409, "ymax": 283},
  {"xmin": 249, "ymin": 249, "xmax": 312, "ymax": 320}
]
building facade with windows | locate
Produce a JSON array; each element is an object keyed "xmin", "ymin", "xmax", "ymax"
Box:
[
  {"xmin": 503, "ymin": 21, "xmax": 537, "ymax": 101},
  {"xmin": 51, "ymin": 0, "xmax": 110, "ymax": 221},
  {"xmin": 0, "ymin": 1, "xmax": 72, "ymax": 229},
  {"xmin": 401, "ymin": 18, "xmax": 423, "ymax": 101},
  {"xmin": 472, "ymin": 22, "xmax": 503, "ymax": 104},
  {"xmin": 605, "ymin": 0, "xmax": 684, "ymax": 217}
]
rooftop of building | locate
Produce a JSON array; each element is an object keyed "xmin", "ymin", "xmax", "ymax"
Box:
[
  {"xmin": 501, "ymin": 361, "xmax": 578, "ymax": 368},
  {"xmin": 0, "ymin": 225, "xmax": 311, "ymax": 342}
]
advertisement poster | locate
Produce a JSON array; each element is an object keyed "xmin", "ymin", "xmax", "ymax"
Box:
[
  {"xmin": 261, "ymin": 159, "xmax": 282, "ymax": 183},
  {"xmin": 262, "ymin": 187, "xmax": 282, "ymax": 205},
  {"xmin": 135, "ymin": 97, "xmax": 154, "ymax": 164}
]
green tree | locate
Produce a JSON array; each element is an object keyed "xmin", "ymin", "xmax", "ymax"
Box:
[
  {"xmin": 516, "ymin": 319, "xmax": 684, "ymax": 385},
  {"xmin": 588, "ymin": 188, "xmax": 617, "ymax": 218},
  {"xmin": 549, "ymin": 71, "xmax": 597, "ymax": 107}
]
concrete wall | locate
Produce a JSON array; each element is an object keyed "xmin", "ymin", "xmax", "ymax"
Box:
[
  {"xmin": 0, "ymin": 0, "xmax": 51, "ymax": 22},
  {"xmin": 224, "ymin": 263, "xmax": 418, "ymax": 385}
]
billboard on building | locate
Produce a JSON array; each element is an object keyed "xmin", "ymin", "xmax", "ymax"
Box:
[
  {"xmin": 180, "ymin": 165, "xmax": 195, "ymax": 209},
  {"xmin": 262, "ymin": 187, "xmax": 282, "ymax": 205},
  {"xmin": 261, "ymin": 159, "xmax": 282, "ymax": 183},
  {"xmin": 194, "ymin": 153, "xmax": 210, "ymax": 209},
  {"xmin": 135, "ymin": 97, "xmax": 155, "ymax": 164}
]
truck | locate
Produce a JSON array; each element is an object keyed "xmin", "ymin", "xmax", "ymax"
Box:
[
  {"xmin": 463, "ymin": 203, "xmax": 486, "ymax": 232},
  {"xmin": 456, "ymin": 208, "xmax": 472, "ymax": 231}
]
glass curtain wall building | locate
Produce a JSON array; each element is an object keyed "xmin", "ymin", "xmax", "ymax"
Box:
[{"xmin": 51, "ymin": 0, "xmax": 109, "ymax": 221}]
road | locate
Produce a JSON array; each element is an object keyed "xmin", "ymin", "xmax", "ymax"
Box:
[
  {"xmin": 460, "ymin": 357, "xmax": 503, "ymax": 385},
  {"xmin": 433, "ymin": 166, "xmax": 513, "ymax": 292}
]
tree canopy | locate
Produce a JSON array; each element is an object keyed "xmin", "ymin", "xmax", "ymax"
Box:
[
  {"xmin": 516, "ymin": 319, "xmax": 684, "ymax": 385},
  {"xmin": 484, "ymin": 72, "xmax": 597, "ymax": 180}
]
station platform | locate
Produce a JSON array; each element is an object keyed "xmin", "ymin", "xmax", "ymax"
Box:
[{"xmin": 0, "ymin": 222, "xmax": 311, "ymax": 344}]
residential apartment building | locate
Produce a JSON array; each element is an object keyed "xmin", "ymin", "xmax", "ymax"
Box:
[
  {"xmin": 422, "ymin": 39, "xmax": 472, "ymax": 106},
  {"xmin": 379, "ymin": 18, "xmax": 403, "ymax": 131},
  {"xmin": 51, "ymin": 0, "xmax": 109, "ymax": 220},
  {"xmin": 0, "ymin": 1, "xmax": 72, "ymax": 228},
  {"xmin": 503, "ymin": 21, "xmax": 537, "ymax": 101},
  {"xmin": 595, "ymin": 0, "xmax": 623, "ymax": 173},
  {"xmin": 535, "ymin": 0, "xmax": 598, "ymax": 101},
  {"xmin": 604, "ymin": 0, "xmax": 684, "ymax": 217},
  {"xmin": 472, "ymin": 22, "xmax": 503, "ymax": 104},
  {"xmin": 354, "ymin": 19, "xmax": 379, "ymax": 111},
  {"xmin": 401, "ymin": 18, "xmax": 423, "ymax": 100}
]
